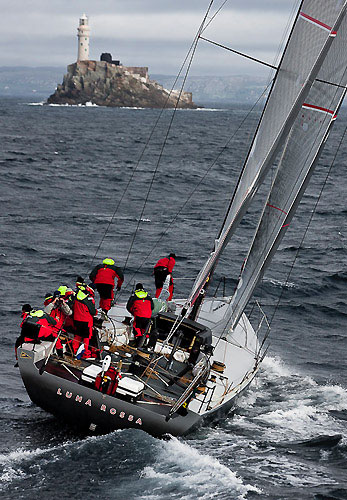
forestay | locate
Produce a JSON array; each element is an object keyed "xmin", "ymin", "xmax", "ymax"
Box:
[
  {"xmin": 186, "ymin": 1, "xmax": 347, "ymax": 311},
  {"xmin": 229, "ymin": 7, "xmax": 347, "ymax": 330}
]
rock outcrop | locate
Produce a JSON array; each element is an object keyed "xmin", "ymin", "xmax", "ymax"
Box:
[{"xmin": 47, "ymin": 60, "xmax": 197, "ymax": 108}]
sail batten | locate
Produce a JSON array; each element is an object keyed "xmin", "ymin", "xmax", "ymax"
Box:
[
  {"xmin": 187, "ymin": 0, "xmax": 347, "ymax": 311},
  {"xmin": 229, "ymin": 8, "xmax": 347, "ymax": 330}
]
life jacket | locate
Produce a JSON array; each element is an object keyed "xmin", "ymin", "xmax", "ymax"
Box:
[{"xmin": 95, "ymin": 367, "xmax": 121, "ymax": 395}]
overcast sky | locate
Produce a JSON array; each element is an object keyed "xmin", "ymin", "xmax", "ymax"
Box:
[{"xmin": 0, "ymin": 0, "xmax": 300, "ymax": 76}]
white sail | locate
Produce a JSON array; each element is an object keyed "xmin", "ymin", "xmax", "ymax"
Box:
[
  {"xmin": 229, "ymin": 12, "xmax": 347, "ymax": 330},
  {"xmin": 187, "ymin": 1, "xmax": 347, "ymax": 311}
]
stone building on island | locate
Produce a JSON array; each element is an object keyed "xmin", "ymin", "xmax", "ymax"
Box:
[{"xmin": 47, "ymin": 14, "xmax": 196, "ymax": 109}]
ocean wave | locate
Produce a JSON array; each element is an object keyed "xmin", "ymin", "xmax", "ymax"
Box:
[
  {"xmin": 140, "ymin": 437, "xmax": 261, "ymax": 499},
  {"xmin": 263, "ymin": 277, "xmax": 297, "ymax": 288},
  {"xmin": 26, "ymin": 101, "xmax": 45, "ymax": 106},
  {"xmin": 195, "ymin": 108, "xmax": 228, "ymax": 112}
]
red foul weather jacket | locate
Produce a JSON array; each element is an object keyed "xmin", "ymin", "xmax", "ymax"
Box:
[
  {"xmin": 22, "ymin": 311, "xmax": 58, "ymax": 341},
  {"xmin": 154, "ymin": 256, "xmax": 175, "ymax": 274},
  {"xmin": 73, "ymin": 289, "xmax": 97, "ymax": 325},
  {"xmin": 126, "ymin": 294, "xmax": 154, "ymax": 319},
  {"xmin": 90, "ymin": 263, "xmax": 124, "ymax": 288}
]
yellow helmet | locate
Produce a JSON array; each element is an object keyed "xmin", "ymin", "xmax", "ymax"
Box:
[
  {"xmin": 103, "ymin": 258, "xmax": 115, "ymax": 266},
  {"xmin": 30, "ymin": 310, "xmax": 45, "ymax": 318}
]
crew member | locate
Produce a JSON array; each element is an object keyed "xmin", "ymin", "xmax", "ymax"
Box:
[
  {"xmin": 126, "ymin": 283, "xmax": 154, "ymax": 348},
  {"xmin": 89, "ymin": 258, "xmax": 124, "ymax": 314},
  {"xmin": 72, "ymin": 282, "xmax": 97, "ymax": 358},
  {"xmin": 153, "ymin": 253, "xmax": 176, "ymax": 300},
  {"xmin": 15, "ymin": 304, "xmax": 33, "ymax": 359},
  {"xmin": 44, "ymin": 289, "xmax": 72, "ymax": 330},
  {"xmin": 20, "ymin": 309, "xmax": 58, "ymax": 343},
  {"xmin": 20, "ymin": 303, "xmax": 32, "ymax": 327}
]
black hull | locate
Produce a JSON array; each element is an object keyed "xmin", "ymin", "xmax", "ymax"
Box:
[{"xmin": 18, "ymin": 346, "xmax": 251, "ymax": 437}]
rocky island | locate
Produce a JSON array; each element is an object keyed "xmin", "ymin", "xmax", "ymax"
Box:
[
  {"xmin": 47, "ymin": 59, "xmax": 197, "ymax": 109},
  {"xmin": 47, "ymin": 14, "xmax": 197, "ymax": 109}
]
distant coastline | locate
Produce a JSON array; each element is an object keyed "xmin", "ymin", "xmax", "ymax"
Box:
[{"xmin": 0, "ymin": 66, "xmax": 270, "ymax": 105}]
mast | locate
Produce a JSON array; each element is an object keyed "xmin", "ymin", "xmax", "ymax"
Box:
[
  {"xmin": 228, "ymin": 9, "xmax": 347, "ymax": 330},
  {"xmin": 187, "ymin": 1, "xmax": 347, "ymax": 319}
]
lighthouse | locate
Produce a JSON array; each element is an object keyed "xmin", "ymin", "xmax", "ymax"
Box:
[{"xmin": 77, "ymin": 13, "xmax": 90, "ymax": 61}]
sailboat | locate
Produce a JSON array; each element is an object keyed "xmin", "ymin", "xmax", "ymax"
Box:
[{"xmin": 17, "ymin": 1, "xmax": 347, "ymax": 437}]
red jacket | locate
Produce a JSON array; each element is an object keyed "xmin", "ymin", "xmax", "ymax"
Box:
[
  {"xmin": 73, "ymin": 288, "xmax": 97, "ymax": 325},
  {"xmin": 90, "ymin": 264, "xmax": 124, "ymax": 288},
  {"xmin": 22, "ymin": 311, "xmax": 58, "ymax": 341},
  {"xmin": 126, "ymin": 292, "xmax": 154, "ymax": 318},
  {"xmin": 154, "ymin": 256, "xmax": 175, "ymax": 274}
]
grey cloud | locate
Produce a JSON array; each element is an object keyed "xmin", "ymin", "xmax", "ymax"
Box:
[
  {"xmin": 0, "ymin": 0, "xmax": 299, "ymax": 75},
  {"xmin": 1, "ymin": 0, "xmax": 297, "ymax": 15}
]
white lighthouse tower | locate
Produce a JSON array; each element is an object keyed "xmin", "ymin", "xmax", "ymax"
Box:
[{"xmin": 77, "ymin": 13, "xmax": 90, "ymax": 61}]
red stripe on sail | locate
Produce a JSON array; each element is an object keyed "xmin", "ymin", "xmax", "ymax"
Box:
[
  {"xmin": 302, "ymin": 103, "xmax": 335, "ymax": 115},
  {"xmin": 299, "ymin": 12, "xmax": 332, "ymax": 32},
  {"xmin": 267, "ymin": 204, "xmax": 288, "ymax": 215}
]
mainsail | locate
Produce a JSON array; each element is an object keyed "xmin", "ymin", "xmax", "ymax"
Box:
[
  {"xmin": 186, "ymin": 1, "xmax": 347, "ymax": 311},
  {"xmin": 229, "ymin": 11, "xmax": 347, "ymax": 329}
]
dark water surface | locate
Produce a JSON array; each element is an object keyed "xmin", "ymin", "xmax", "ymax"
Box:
[{"xmin": 1, "ymin": 97, "xmax": 347, "ymax": 499}]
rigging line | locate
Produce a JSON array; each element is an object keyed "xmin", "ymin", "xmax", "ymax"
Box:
[
  {"xmin": 87, "ymin": 5, "xmax": 214, "ymax": 276},
  {"xmin": 199, "ymin": 36, "xmax": 277, "ymax": 70},
  {"xmin": 120, "ymin": 79, "xmax": 274, "ymax": 294},
  {"xmin": 271, "ymin": 0, "xmax": 301, "ymax": 71},
  {"xmin": 316, "ymin": 78, "xmax": 347, "ymax": 90},
  {"xmin": 121, "ymin": 0, "xmax": 216, "ymax": 275},
  {"xmin": 267, "ymin": 123, "xmax": 347, "ymax": 333},
  {"xmin": 200, "ymin": 37, "xmax": 347, "ymax": 90},
  {"xmin": 201, "ymin": 0, "xmax": 229, "ymax": 32}
]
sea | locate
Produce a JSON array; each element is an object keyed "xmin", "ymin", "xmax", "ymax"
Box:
[{"xmin": 0, "ymin": 96, "xmax": 347, "ymax": 500}]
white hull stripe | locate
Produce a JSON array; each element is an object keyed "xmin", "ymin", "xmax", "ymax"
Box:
[
  {"xmin": 299, "ymin": 12, "xmax": 337, "ymax": 36},
  {"xmin": 302, "ymin": 102, "xmax": 337, "ymax": 119}
]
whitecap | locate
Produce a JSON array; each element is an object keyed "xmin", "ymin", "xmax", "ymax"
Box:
[
  {"xmin": 26, "ymin": 101, "xmax": 45, "ymax": 106},
  {"xmin": 140, "ymin": 437, "xmax": 261, "ymax": 499},
  {"xmin": 261, "ymin": 355, "xmax": 292, "ymax": 377},
  {"xmin": 264, "ymin": 277, "xmax": 297, "ymax": 288}
]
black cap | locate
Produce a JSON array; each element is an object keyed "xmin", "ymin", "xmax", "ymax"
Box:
[
  {"xmin": 22, "ymin": 303, "xmax": 32, "ymax": 312},
  {"xmin": 45, "ymin": 293, "xmax": 53, "ymax": 299},
  {"xmin": 76, "ymin": 276, "xmax": 85, "ymax": 284},
  {"xmin": 169, "ymin": 253, "xmax": 176, "ymax": 258},
  {"xmin": 135, "ymin": 283, "xmax": 144, "ymax": 290},
  {"xmin": 53, "ymin": 290, "xmax": 61, "ymax": 298}
]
